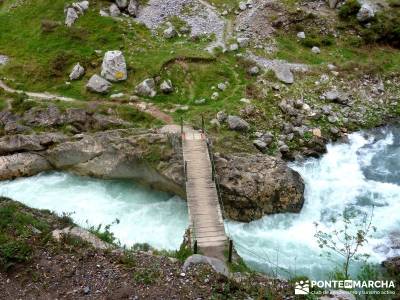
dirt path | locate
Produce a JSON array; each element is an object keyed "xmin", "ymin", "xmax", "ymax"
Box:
[
  {"xmin": 0, "ymin": 79, "xmax": 76, "ymax": 102},
  {"xmin": 0, "ymin": 79, "xmax": 174, "ymax": 124}
]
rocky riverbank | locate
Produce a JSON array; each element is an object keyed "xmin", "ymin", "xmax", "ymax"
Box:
[
  {"xmin": 0, "ymin": 197, "xmax": 295, "ymax": 299},
  {"xmin": 0, "ymin": 123, "xmax": 305, "ymax": 222}
]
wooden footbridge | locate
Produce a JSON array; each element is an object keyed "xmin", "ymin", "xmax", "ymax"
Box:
[{"xmin": 182, "ymin": 128, "xmax": 228, "ymax": 260}]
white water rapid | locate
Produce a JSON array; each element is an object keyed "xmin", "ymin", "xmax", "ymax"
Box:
[
  {"xmin": 226, "ymin": 125, "xmax": 400, "ymax": 279},
  {"xmin": 0, "ymin": 173, "xmax": 189, "ymax": 250}
]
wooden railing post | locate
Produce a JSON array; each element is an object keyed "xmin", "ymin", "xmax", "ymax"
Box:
[
  {"xmin": 201, "ymin": 114, "xmax": 205, "ymax": 133},
  {"xmin": 194, "ymin": 240, "xmax": 198, "ymax": 254},
  {"xmin": 228, "ymin": 239, "xmax": 233, "ymax": 263}
]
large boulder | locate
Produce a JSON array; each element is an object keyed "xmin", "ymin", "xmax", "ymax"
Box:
[
  {"xmin": 215, "ymin": 153, "xmax": 305, "ymax": 222},
  {"xmin": 101, "ymin": 50, "xmax": 127, "ymax": 82},
  {"xmin": 86, "ymin": 74, "xmax": 112, "ymax": 94},
  {"xmin": 135, "ymin": 78, "xmax": 156, "ymax": 97}
]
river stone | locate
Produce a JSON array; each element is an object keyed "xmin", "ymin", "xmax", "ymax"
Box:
[
  {"xmin": 101, "ymin": 50, "xmax": 127, "ymax": 82},
  {"xmin": 86, "ymin": 74, "xmax": 112, "ymax": 94},
  {"xmin": 273, "ymin": 65, "xmax": 294, "ymax": 84},
  {"xmin": 227, "ymin": 115, "xmax": 249, "ymax": 131},
  {"xmin": 127, "ymin": 0, "xmax": 139, "ymax": 17},
  {"xmin": 215, "ymin": 153, "xmax": 305, "ymax": 222},
  {"xmin": 135, "ymin": 78, "xmax": 156, "ymax": 97},
  {"xmin": 357, "ymin": 4, "xmax": 374, "ymax": 22},
  {"xmin": 69, "ymin": 63, "xmax": 85, "ymax": 80}
]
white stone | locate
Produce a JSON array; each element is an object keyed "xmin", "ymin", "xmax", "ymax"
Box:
[
  {"xmin": 211, "ymin": 92, "xmax": 219, "ymax": 100},
  {"xmin": 297, "ymin": 31, "xmax": 305, "ymax": 39},
  {"xmin": 163, "ymin": 26, "xmax": 177, "ymax": 39},
  {"xmin": 135, "ymin": 78, "xmax": 156, "ymax": 97},
  {"xmin": 0, "ymin": 55, "xmax": 9, "ymax": 66},
  {"xmin": 115, "ymin": 0, "xmax": 129, "ymax": 9},
  {"xmin": 109, "ymin": 3, "xmax": 121, "ymax": 17},
  {"xmin": 311, "ymin": 46, "xmax": 321, "ymax": 54},
  {"xmin": 86, "ymin": 74, "xmax": 112, "ymax": 94},
  {"xmin": 217, "ymin": 83, "xmax": 227, "ymax": 91},
  {"xmin": 160, "ymin": 79, "xmax": 173, "ymax": 93},
  {"xmin": 127, "ymin": 0, "xmax": 138, "ymax": 17},
  {"xmin": 69, "ymin": 63, "xmax": 85, "ymax": 80},
  {"xmin": 229, "ymin": 43, "xmax": 239, "ymax": 51},
  {"xmin": 357, "ymin": 4, "xmax": 375, "ymax": 22},
  {"xmin": 101, "ymin": 50, "xmax": 127, "ymax": 82},
  {"xmin": 65, "ymin": 7, "xmax": 79, "ymax": 27},
  {"xmin": 237, "ymin": 37, "xmax": 250, "ymax": 47}
]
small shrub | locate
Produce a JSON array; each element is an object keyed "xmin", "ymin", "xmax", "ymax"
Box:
[
  {"xmin": 338, "ymin": 0, "xmax": 361, "ymax": 19},
  {"xmin": 133, "ymin": 268, "xmax": 160, "ymax": 285},
  {"xmin": 87, "ymin": 219, "xmax": 119, "ymax": 245},
  {"xmin": 41, "ymin": 20, "xmax": 59, "ymax": 33},
  {"xmin": 49, "ymin": 52, "xmax": 72, "ymax": 77},
  {"xmin": 10, "ymin": 93, "xmax": 37, "ymax": 113},
  {"xmin": 131, "ymin": 243, "xmax": 152, "ymax": 252},
  {"xmin": 361, "ymin": 10, "xmax": 400, "ymax": 48},
  {"xmin": 0, "ymin": 237, "xmax": 32, "ymax": 271}
]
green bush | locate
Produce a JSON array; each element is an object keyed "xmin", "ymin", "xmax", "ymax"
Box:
[
  {"xmin": 361, "ymin": 10, "xmax": 400, "ymax": 48},
  {"xmin": 0, "ymin": 236, "xmax": 32, "ymax": 270},
  {"xmin": 300, "ymin": 34, "xmax": 334, "ymax": 48},
  {"xmin": 339, "ymin": 0, "xmax": 361, "ymax": 19}
]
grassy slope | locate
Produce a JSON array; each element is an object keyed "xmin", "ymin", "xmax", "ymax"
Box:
[{"xmin": 0, "ymin": 0, "xmax": 399, "ymax": 154}]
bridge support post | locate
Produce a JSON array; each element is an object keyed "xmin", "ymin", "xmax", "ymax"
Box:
[
  {"xmin": 228, "ymin": 239, "xmax": 233, "ymax": 263},
  {"xmin": 180, "ymin": 117, "xmax": 183, "ymax": 134},
  {"xmin": 201, "ymin": 114, "xmax": 205, "ymax": 133}
]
